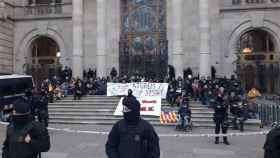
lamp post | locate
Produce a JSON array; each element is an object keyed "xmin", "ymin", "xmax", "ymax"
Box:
[{"xmin": 56, "ymin": 51, "xmax": 61, "ymax": 77}]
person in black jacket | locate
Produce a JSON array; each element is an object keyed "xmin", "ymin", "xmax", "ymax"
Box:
[
  {"xmin": 105, "ymin": 90, "xmax": 160, "ymax": 158},
  {"xmin": 36, "ymin": 92, "xmax": 49, "ymax": 127},
  {"xmin": 74, "ymin": 79, "xmax": 83, "ymax": 100},
  {"xmin": 2, "ymin": 99, "xmax": 50, "ymax": 158},
  {"xmin": 177, "ymin": 97, "xmax": 192, "ymax": 131},
  {"xmin": 213, "ymin": 95, "xmax": 230, "ymax": 145},
  {"xmin": 264, "ymin": 123, "xmax": 280, "ymax": 158}
]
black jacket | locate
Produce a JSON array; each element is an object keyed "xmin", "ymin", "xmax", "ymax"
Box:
[
  {"xmin": 264, "ymin": 127, "xmax": 280, "ymax": 158},
  {"xmin": 106, "ymin": 119, "xmax": 160, "ymax": 158},
  {"xmin": 213, "ymin": 103, "xmax": 227, "ymax": 122},
  {"xmin": 2, "ymin": 121, "xmax": 50, "ymax": 158}
]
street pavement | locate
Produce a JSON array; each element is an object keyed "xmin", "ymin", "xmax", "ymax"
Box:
[{"xmin": 0, "ymin": 124, "xmax": 265, "ymax": 158}]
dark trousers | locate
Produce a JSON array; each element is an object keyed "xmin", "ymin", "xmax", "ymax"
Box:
[
  {"xmin": 38, "ymin": 110, "xmax": 49, "ymax": 127},
  {"xmin": 215, "ymin": 119, "xmax": 228, "ymax": 142}
]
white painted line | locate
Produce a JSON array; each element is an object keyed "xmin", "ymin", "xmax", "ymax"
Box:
[{"xmin": 1, "ymin": 121, "xmax": 269, "ymax": 138}]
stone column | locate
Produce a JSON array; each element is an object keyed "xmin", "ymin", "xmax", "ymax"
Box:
[
  {"xmin": 97, "ymin": 0, "xmax": 106, "ymax": 77},
  {"xmin": 199, "ymin": 0, "xmax": 210, "ymax": 78},
  {"xmin": 72, "ymin": 0, "xmax": 83, "ymax": 78},
  {"xmin": 172, "ymin": 0, "xmax": 184, "ymax": 78}
]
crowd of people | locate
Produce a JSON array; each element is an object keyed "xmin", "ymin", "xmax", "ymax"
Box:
[{"xmin": 41, "ymin": 66, "xmax": 259, "ymax": 132}]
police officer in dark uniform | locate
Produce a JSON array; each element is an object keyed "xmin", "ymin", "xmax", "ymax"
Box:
[
  {"xmin": 22, "ymin": 88, "xmax": 37, "ymax": 120},
  {"xmin": 106, "ymin": 90, "xmax": 160, "ymax": 158},
  {"xmin": 264, "ymin": 123, "xmax": 280, "ymax": 158},
  {"xmin": 36, "ymin": 91, "xmax": 49, "ymax": 127},
  {"xmin": 2, "ymin": 99, "xmax": 50, "ymax": 158},
  {"xmin": 213, "ymin": 95, "xmax": 230, "ymax": 145}
]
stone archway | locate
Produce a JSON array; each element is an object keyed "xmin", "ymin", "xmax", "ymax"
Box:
[
  {"xmin": 26, "ymin": 36, "xmax": 61, "ymax": 87},
  {"xmin": 228, "ymin": 24, "xmax": 280, "ymax": 93},
  {"xmin": 15, "ymin": 28, "xmax": 68, "ymax": 75},
  {"xmin": 227, "ymin": 21, "xmax": 280, "ymax": 72}
]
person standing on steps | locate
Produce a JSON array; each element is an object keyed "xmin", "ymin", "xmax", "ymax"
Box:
[
  {"xmin": 213, "ymin": 94, "xmax": 230, "ymax": 145},
  {"xmin": 106, "ymin": 89, "xmax": 160, "ymax": 158}
]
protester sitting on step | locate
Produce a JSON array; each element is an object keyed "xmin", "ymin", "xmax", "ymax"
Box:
[{"xmin": 176, "ymin": 97, "xmax": 192, "ymax": 131}]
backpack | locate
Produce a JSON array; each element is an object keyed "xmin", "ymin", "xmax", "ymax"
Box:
[{"xmin": 117, "ymin": 120, "xmax": 149, "ymax": 158}]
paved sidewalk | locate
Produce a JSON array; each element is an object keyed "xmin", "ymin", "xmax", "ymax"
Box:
[{"xmin": 0, "ymin": 124, "xmax": 265, "ymax": 158}]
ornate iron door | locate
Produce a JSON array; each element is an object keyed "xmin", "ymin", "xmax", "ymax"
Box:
[{"xmin": 119, "ymin": 0, "xmax": 168, "ymax": 79}]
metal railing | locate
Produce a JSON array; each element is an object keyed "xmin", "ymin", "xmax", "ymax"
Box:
[{"xmin": 256, "ymin": 98, "xmax": 280, "ymax": 126}]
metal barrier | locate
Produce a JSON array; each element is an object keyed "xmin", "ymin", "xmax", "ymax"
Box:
[{"xmin": 256, "ymin": 99, "xmax": 280, "ymax": 126}]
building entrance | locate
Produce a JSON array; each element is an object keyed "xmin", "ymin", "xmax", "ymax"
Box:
[
  {"xmin": 119, "ymin": 0, "xmax": 168, "ymax": 79},
  {"xmin": 236, "ymin": 29, "xmax": 279, "ymax": 93},
  {"xmin": 26, "ymin": 36, "xmax": 61, "ymax": 87}
]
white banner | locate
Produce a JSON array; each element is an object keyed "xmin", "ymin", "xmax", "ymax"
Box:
[
  {"xmin": 114, "ymin": 97, "xmax": 162, "ymax": 116},
  {"xmin": 107, "ymin": 82, "xmax": 169, "ymax": 99}
]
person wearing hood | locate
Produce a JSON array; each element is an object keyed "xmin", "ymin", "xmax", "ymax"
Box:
[
  {"xmin": 2, "ymin": 99, "xmax": 50, "ymax": 158},
  {"xmin": 213, "ymin": 94, "xmax": 230, "ymax": 145},
  {"xmin": 106, "ymin": 90, "xmax": 160, "ymax": 158}
]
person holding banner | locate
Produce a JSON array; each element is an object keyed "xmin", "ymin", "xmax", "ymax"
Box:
[{"xmin": 106, "ymin": 89, "xmax": 160, "ymax": 158}]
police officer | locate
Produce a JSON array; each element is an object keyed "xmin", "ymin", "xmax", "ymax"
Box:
[
  {"xmin": 213, "ymin": 95, "xmax": 230, "ymax": 145},
  {"xmin": 106, "ymin": 90, "xmax": 160, "ymax": 158},
  {"xmin": 22, "ymin": 88, "xmax": 36, "ymax": 120},
  {"xmin": 2, "ymin": 99, "xmax": 50, "ymax": 158},
  {"xmin": 36, "ymin": 91, "xmax": 49, "ymax": 127},
  {"xmin": 264, "ymin": 123, "xmax": 280, "ymax": 158}
]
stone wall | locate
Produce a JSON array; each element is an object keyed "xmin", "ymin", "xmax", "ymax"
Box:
[
  {"xmin": 0, "ymin": 19, "xmax": 14, "ymax": 74},
  {"xmin": 0, "ymin": 1, "xmax": 14, "ymax": 74}
]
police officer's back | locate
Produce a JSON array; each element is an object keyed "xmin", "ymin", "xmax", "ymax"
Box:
[
  {"xmin": 264, "ymin": 123, "xmax": 280, "ymax": 158},
  {"xmin": 2, "ymin": 99, "xmax": 50, "ymax": 158},
  {"xmin": 106, "ymin": 90, "xmax": 160, "ymax": 158}
]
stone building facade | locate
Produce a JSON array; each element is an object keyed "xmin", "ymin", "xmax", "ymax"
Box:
[{"xmin": 0, "ymin": 0, "xmax": 280, "ymax": 92}]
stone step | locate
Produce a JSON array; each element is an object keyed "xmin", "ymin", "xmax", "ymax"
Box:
[
  {"xmin": 49, "ymin": 109, "xmax": 115, "ymax": 112},
  {"xmin": 49, "ymin": 115, "xmax": 214, "ymax": 123},
  {"xmin": 47, "ymin": 96, "xmax": 261, "ymax": 129},
  {"xmin": 48, "ymin": 119, "xmax": 260, "ymax": 129},
  {"xmin": 48, "ymin": 108, "xmax": 213, "ymax": 114},
  {"xmin": 49, "ymin": 112, "xmax": 214, "ymax": 118},
  {"xmin": 55, "ymin": 100, "xmax": 120, "ymax": 103},
  {"xmin": 49, "ymin": 102, "xmax": 206, "ymax": 108},
  {"xmin": 48, "ymin": 105, "xmax": 210, "ymax": 110},
  {"xmin": 49, "ymin": 119, "xmax": 215, "ymax": 127},
  {"xmin": 49, "ymin": 114, "xmax": 213, "ymax": 120}
]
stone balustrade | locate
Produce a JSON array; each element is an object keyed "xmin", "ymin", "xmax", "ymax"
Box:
[
  {"xmin": 220, "ymin": 0, "xmax": 280, "ymax": 10},
  {"xmin": 4, "ymin": 3, "xmax": 73, "ymax": 20}
]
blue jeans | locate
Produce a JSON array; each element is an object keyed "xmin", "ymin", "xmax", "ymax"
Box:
[{"xmin": 179, "ymin": 115, "xmax": 189, "ymax": 128}]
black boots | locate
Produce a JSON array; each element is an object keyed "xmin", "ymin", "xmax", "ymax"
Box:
[
  {"xmin": 223, "ymin": 137, "xmax": 230, "ymax": 145},
  {"xmin": 215, "ymin": 137, "xmax": 219, "ymax": 144},
  {"xmin": 215, "ymin": 137, "xmax": 230, "ymax": 145}
]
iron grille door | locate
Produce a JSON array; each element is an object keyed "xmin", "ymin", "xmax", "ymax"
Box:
[{"xmin": 119, "ymin": 0, "xmax": 168, "ymax": 79}]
